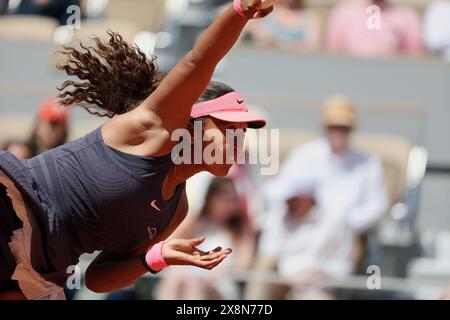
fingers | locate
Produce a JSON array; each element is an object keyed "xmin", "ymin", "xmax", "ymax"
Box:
[
  {"xmin": 199, "ymin": 249, "xmax": 227, "ymax": 261},
  {"xmin": 191, "ymin": 247, "xmax": 214, "ymax": 257},
  {"xmin": 193, "ymin": 253, "xmax": 229, "ymax": 270},
  {"xmin": 189, "ymin": 236, "xmax": 205, "ymax": 247},
  {"xmin": 170, "ymin": 237, "xmax": 205, "ymax": 251},
  {"xmin": 176, "ymin": 253, "xmax": 227, "ymax": 269},
  {"xmin": 253, "ymin": 0, "xmax": 263, "ymax": 9},
  {"xmin": 253, "ymin": 6, "xmax": 273, "ymax": 19},
  {"xmin": 240, "ymin": 0, "xmax": 263, "ymax": 19},
  {"xmin": 194, "ymin": 246, "xmax": 222, "ymax": 256},
  {"xmin": 242, "ymin": 0, "xmax": 263, "ymax": 10},
  {"xmin": 200, "ymin": 246, "xmax": 227, "ymax": 256},
  {"xmin": 206, "ymin": 256, "xmax": 228, "ymax": 270},
  {"xmin": 207, "ymin": 247, "xmax": 232, "ymax": 257},
  {"xmin": 192, "ymin": 247, "xmax": 230, "ymax": 259},
  {"xmin": 205, "ymin": 255, "xmax": 228, "ymax": 270},
  {"xmin": 188, "ymin": 246, "xmax": 232, "ymax": 269},
  {"xmin": 211, "ymin": 246, "xmax": 222, "ymax": 253}
]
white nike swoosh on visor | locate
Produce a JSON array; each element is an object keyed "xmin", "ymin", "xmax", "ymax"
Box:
[{"xmin": 151, "ymin": 200, "xmax": 161, "ymax": 212}]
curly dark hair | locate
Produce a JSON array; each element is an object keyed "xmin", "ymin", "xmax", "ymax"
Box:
[
  {"xmin": 57, "ymin": 30, "xmax": 161, "ymax": 118},
  {"xmin": 57, "ymin": 31, "xmax": 235, "ymax": 118}
]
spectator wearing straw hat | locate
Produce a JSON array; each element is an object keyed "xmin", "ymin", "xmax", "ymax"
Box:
[{"xmin": 246, "ymin": 96, "xmax": 388, "ymax": 299}]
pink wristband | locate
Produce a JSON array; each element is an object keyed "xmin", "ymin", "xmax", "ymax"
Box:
[
  {"xmin": 233, "ymin": 0, "xmax": 245, "ymax": 18},
  {"xmin": 145, "ymin": 241, "xmax": 169, "ymax": 272}
]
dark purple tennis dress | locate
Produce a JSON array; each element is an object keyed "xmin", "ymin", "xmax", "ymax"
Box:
[{"xmin": 0, "ymin": 127, "xmax": 185, "ymax": 287}]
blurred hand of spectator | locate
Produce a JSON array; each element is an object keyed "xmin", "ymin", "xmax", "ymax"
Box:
[{"xmin": 325, "ymin": 0, "xmax": 423, "ymax": 57}]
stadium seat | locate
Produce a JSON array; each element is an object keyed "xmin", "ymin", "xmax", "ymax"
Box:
[
  {"xmin": 104, "ymin": 0, "xmax": 166, "ymax": 32},
  {"xmin": 0, "ymin": 114, "xmax": 104, "ymax": 147},
  {"xmin": 0, "ymin": 15, "xmax": 58, "ymax": 42},
  {"xmin": 73, "ymin": 19, "xmax": 140, "ymax": 43},
  {"xmin": 52, "ymin": 19, "xmax": 141, "ymax": 68},
  {"xmin": 0, "ymin": 114, "xmax": 33, "ymax": 145}
]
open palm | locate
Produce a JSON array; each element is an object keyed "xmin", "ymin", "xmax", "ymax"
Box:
[{"xmin": 162, "ymin": 237, "xmax": 232, "ymax": 270}]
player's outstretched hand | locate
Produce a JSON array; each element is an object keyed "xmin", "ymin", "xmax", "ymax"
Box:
[
  {"xmin": 162, "ymin": 236, "xmax": 232, "ymax": 270},
  {"xmin": 239, "ymin": 0, "xmax": 274, "ymax": 19}
]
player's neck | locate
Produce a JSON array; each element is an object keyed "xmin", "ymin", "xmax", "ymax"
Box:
[{"xmin": 161, "ymin": 163, "xmax": 204, "ymax": 200}]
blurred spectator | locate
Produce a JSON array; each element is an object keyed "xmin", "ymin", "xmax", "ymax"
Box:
[
  {"xmin": 228, "ymin": 163, "xmax": 264, "ymax": 233},
  {"xmin": 186, "ymin": 163, "xmax": 265, "ymax": 234},
  {"xmin": 0, "ymin": 0, "xmax": 8, "ymax": 14},
  {"xmin": 16, "ymin": 0, "xmax": 80, "ymax": 25},
  {"xmin": 2, "ymin": 139, "xmax": 32, "ymax": 160},
  {"xmin": 28, "ymin": 97, "xmax": 70, "ymax": 157},
  {"xmin": 156, "ymin": 177, "xmax": 256, "ymax": 300},
  {"xmin": 325, "ymin": 0, "xmax": 423, "ymax": 57},
  {"xmin": 423, "ymin": 0, "xmax": 450, "ymax": 61},
  {"xmin": 246, "ymin": 96, "xmax": 388, "ymax": 299},
  {"xmin": 245, "ymin": 0, "xmax": 321, "ymax": 51}
]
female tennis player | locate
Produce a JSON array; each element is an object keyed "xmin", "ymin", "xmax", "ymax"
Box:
[{"xmin": 0, "ymin": 0, "xmax": 272, "ymax": 299}]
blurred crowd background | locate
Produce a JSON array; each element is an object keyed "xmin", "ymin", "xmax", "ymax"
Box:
[{"xmin": 1, "ymin": 0, "xmax": 450, "ymax": 300}]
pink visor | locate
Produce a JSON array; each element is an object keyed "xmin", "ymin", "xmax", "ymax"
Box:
[{"xmin": 191, "ymin": 92, "xmax": 266, "ymax": 129}]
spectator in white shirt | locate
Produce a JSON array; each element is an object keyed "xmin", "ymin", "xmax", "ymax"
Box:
[
  {"xmin": 423, "ymin": 0, "xmax": 450, "ymax": 61},
  {"xmin": 245, "ymin": 96, "xmax": 389, "ymax": 299}
]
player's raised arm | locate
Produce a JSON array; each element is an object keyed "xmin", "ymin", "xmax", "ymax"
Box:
[{"xmin": 140, "ymin": 1, "xmax": 273, "ymax": 133}]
